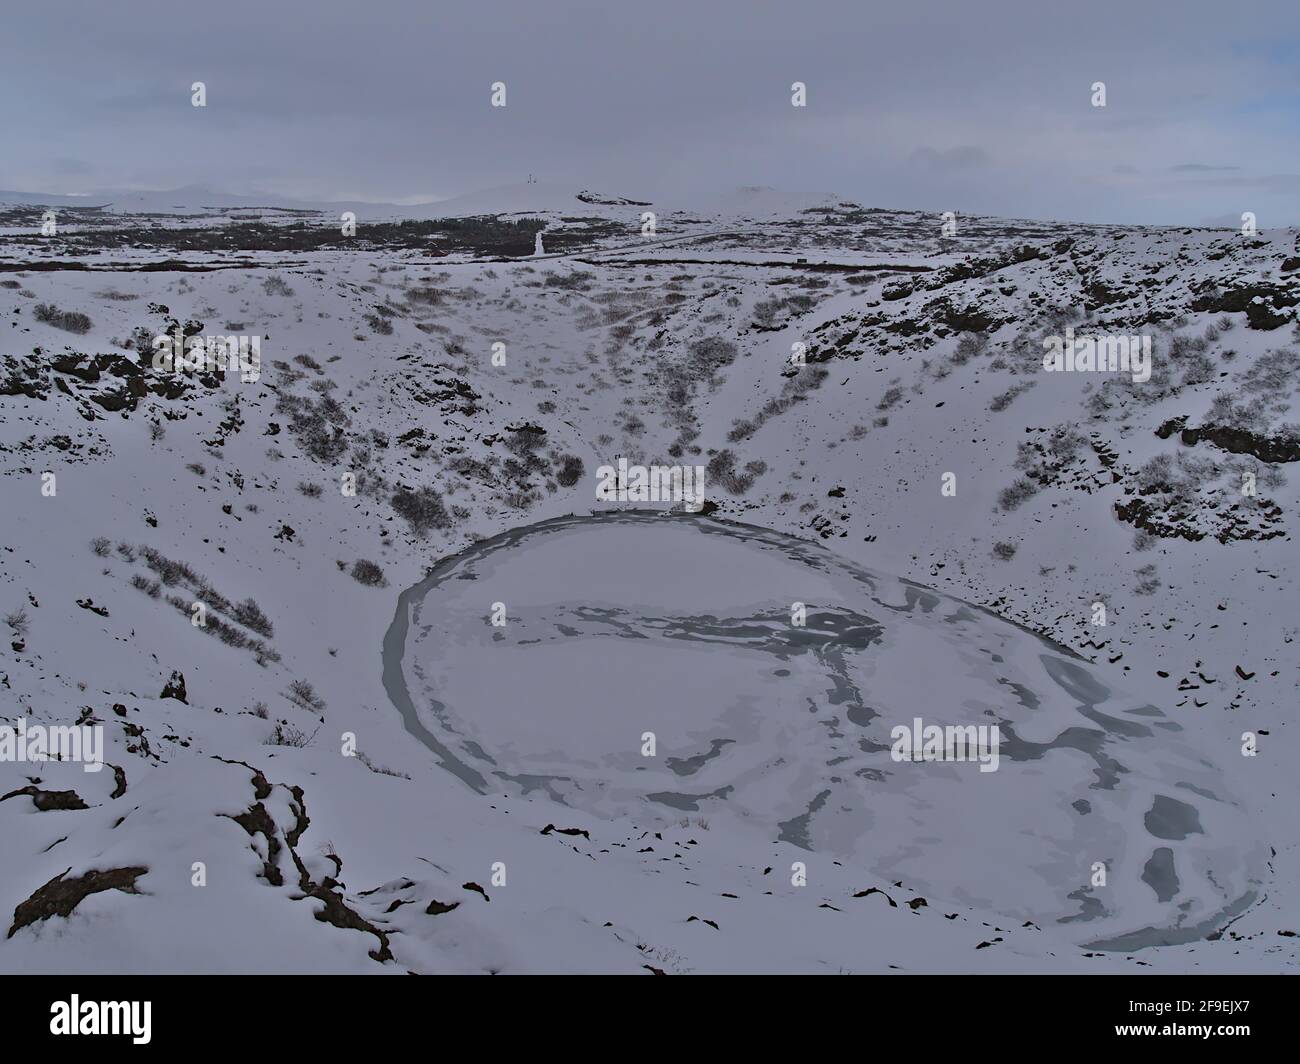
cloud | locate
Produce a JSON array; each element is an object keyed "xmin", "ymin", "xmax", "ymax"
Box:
[
  {"xmin": 50, "ymin": 158, "xmax": 92, "ymax": 176},
  {"xmin": 3, "ymin": 0, "xmax": 1300, "ymax": 224},
  {"xmin": 909, "ymin": 146, "xmax": 991, "ymax": 172}
]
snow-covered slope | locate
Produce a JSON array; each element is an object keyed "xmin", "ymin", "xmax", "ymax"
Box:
[{"xmin": 1, "ymin": 188, "xmax": 1296, "ymax": 972}]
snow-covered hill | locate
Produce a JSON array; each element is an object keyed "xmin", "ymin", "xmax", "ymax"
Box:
[{"xmin": 1, "ymin": 187, "xmax": 1296, "ymax": 972}]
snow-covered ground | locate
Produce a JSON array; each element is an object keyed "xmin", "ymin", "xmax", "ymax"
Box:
[{"xmin": 1, "ymin": 186, "xmax": 1296, "ymax": 972}]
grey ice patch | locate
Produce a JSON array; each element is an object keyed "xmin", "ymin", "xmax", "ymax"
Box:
[
  {"xmin": 666, "ymin": 738, "xmax": 734, "ymax": 777},
  {"xmin": 1084, "ymin": 890, "xmax": 1259, "ymax": 952},
  {"xmin": 1040, "ymin": 654, "xmax": 1111, "ymax": 704},
  {"xmin": 998, "ymin": 678, "xmax": 1040, "ymax": 710},
  {"xmin": 646, "ymin": 785, "xmax": 733, "ymax": 811},
  {"xmin": 1142, "ymin": 847, "xmax": 1179, "ymax": 903},
  {"xmin": 777, "ymin": 788, "xmax": 832, "ymax": 849},
  {"xmin": 1144, "ymin": 794, "xmax": 1204, "ymax": 840},
  {"xmin": 1175, "ymin": 781, "xmax": 1222, "ymax": 803}
]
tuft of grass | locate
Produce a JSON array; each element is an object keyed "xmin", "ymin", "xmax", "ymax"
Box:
[{"xmin": 357, "ymin": 752, "xmax": 411, "ymax": 779}]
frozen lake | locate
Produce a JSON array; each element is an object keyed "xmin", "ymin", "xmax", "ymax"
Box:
[{"xmin": 383, "ymin": 511, "xmax": 1266, "ymax": 949}]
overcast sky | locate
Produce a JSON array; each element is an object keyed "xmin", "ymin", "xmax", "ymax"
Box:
[{"xmin": 3, "ymin": 0, "xmax": 1299, "ymax": 224}]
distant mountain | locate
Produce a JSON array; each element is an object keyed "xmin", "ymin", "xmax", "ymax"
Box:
[{"xmin": 0, "ymin": 182, "xmax": 654, "ymax": 221}]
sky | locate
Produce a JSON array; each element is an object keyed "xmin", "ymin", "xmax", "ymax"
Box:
[{"xmin": 3, "ymin": 0, "xmax": 1299, "ymax": 225}]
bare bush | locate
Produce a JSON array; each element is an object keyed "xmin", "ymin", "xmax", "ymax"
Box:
[
  {"xmin": 392, "ymin": 486, "xmax": 452, "ymax": 535},
  {"xmin": 990, "ymin": 381, "xmax": 1035, "ymax": 412},
  {"xmin": 1134, "ymin": 563, "xmax": 1162, "ymax": 596},
  {"xmin": 555, "ymin": 454, "xmax": 584, "ymax": 487},
  {"xmin": 34, "ymin": 303, "xmax": 92, "ymax": 334},
  {"xmin": 266, "ymin": 721, "xmax": 318, "ymax": 747},
  {"xmin": 263, "ymin": 275, "xmax": 295, "ymax": 297},
  {"xmin": 350, "ymin": 559, "xmax": 387, "ymax": 587},
  {"xmin": 951, "ymin": 331, "xmax": 989, "ymax": 365},
  {"xmin": 707, "ymin": 449, "xmax": 766, "ymax": 495},
  {"xmin": 877, "ymin": 386, "xmax": 905, "ymax": 411},
  {"xmin": 130, "ymin": 574, "xmax": 162, "ymax": 598},
  {"xmin": 404, "ymin": 286, "xmax": 444, "ymax": 306},
  {"xmin": 233, "ymin": 598, "xmax": 274, "ymax": 639},
  {"xmin": 285, "ymin": 679, "xmax": 326, "ymax": 714},
  {"xmin": 544, "ymin": 270, "xmax": 595, "ymax": 291},
  {"xmin": 997, "ymin": 478, "xmax": 1039, "ymax": 512},
  {"xmin": 276, "ymin": 390, "xmax": 350, "ymax": 463}
]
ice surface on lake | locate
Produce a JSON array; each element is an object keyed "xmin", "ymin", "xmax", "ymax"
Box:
[{"xmin": 386, "ymin": 512, "xmax": 1266, "ymax": 948}]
